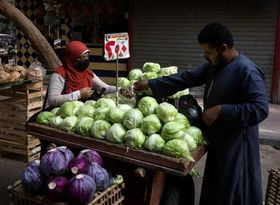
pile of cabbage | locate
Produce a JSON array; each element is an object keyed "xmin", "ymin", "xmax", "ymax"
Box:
[
  {"xmin": 21, "ymin": 146, "xmax": 118, "ymax": 205},
  {"xmin": 36, "ymin": 95, "xmax": 206, "ymax": 161},
  {"xmin": 118, "ymin": 62, "xmax": 189, "ymax": 99}
]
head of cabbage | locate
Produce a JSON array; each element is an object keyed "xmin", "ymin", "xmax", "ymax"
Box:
[
  {"xmin": 124, "ymin": 128, "xmax": 146, "ymax": 149},
  {"xmin": 156, "ymin": 102, "xmax": 178, "ymax": 123},
  {"xmin": 142, "ymin": 62, "xmax": 161, "ymax": 73},
  {"xmin": 122, "ymin": 109, "xmax": 144, "ymax": 129},
  {"xmin": 75, "ymin": 117, "xmax": 94, "ymax": 136},
  {"xmin": 163, "ymin": 139, "xmax": 194, "ymax": 161},
  {"xmin": 138, "ymin": 96, "xmax": 159, "ymax": 116},
  {"xmin": 91, "ymin": 120, "xmax": 111, "ymax": 139},
  {"xmin": 140, "ymin": 114, "xmax": 162, "ymax": 135},
  {"xmin": 144, "ymin": 134, "xmax": 165, "ymax": 153},
  {"xmin": 128, "ymin": 69, "xmax": 143, "ymax": 81},
  {"xmin": 106, "ymin": 123, "xmax": 126, "ymax": 144}
]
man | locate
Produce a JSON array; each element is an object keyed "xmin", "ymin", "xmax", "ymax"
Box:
[{"xmin": 134, "ymin": 23, "xmax": 269, "ymax": 205}]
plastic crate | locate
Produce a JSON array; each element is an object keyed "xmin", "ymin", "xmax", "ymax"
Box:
[
  {"xmin": 7, "ymin": 180, "xmax": 125, "ymax": 205},
  {"xmin": 265, "ymin": 168, "xmax": 280, "ymax": 205}
]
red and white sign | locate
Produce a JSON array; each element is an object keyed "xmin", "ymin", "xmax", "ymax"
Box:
[{"xmin": 104, "ymin": 32, "xmax": 130, "ymax": 61}]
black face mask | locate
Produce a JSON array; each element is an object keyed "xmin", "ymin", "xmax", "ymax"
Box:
[{"xmin": 75, "ymin": 59, "xmax": 90, "ymax": 71}]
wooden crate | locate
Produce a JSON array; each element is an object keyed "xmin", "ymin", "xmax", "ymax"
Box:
[
  {"xmin": 265, "ymin": 168, "xmax": 280, "ymax": 205},
  {"xmin": 0, "ymin": 81, "xmax": 43, "ymax": 161},
  {"xmin": 8, "ymin": 180, "xmax": 125, "ymax": 205}
]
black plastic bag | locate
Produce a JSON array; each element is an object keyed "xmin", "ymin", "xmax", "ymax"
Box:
[{"xmin": 178, "ymin": 94, "xmax": 203, "ymax": 129}]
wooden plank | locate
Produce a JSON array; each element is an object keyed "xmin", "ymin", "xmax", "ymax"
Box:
[
  {"xmin": 26, "ymin": 81, "xmax": 43, "ymax": 90},
  {"xmin": 0, "ymin": 145, "xmax": 26, "ymax": 155},
  {"xmin": 26, "ymin": 123, "xmax": 206, "ymax": 176},
  {"xmin": 27, "ymin": 101, "xmax": 43, "ymax": 110},
  {"xmin": 149, "ymin": 171, "xmax": 166, "ymax": 205},
  {"xmin": 27, "ymin": 92, "xmax": 43, "ymax": 100},
  {"xmin": 0, "ymin": 122, "xmax": 26, "ymax": 130},
  {"xmin": 0, "ymin": 134, "xmax": 27, "ymax": 144}
]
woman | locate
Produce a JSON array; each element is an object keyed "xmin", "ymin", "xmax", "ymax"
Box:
[{"xmin": 47, "ymin": 40, "xmax": 119, "ymax": 108}]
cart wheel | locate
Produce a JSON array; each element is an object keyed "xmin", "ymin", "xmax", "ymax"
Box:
[{"xmin": 160, "ymin": 174, "xmax": 194, "ymax": 205}]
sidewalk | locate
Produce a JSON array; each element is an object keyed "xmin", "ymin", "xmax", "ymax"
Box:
[{"xmin": 259, "ymin": 103, "xmax": 280, "ymax": 147}]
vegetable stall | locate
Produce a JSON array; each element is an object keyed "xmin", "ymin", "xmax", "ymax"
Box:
[{"xmin": 26, "ymin": 63, "xmax": 207, "ymax": 205}]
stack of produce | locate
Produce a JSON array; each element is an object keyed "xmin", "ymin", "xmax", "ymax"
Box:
[
  {"xmin": 21, "ymin": 146, "xmax": 117, "ymax": 205},
  {"xmin": 118, "ymin": 62, "xmax": 189, "ymax": 99},
  {"xmin": 36, "ymin": 94, "xmax": 207, "ymax": 161}
]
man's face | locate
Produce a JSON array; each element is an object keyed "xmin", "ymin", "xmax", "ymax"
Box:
[{"xmin": 200, "ymin": 43, "xmax": 224, "ymax": 67}]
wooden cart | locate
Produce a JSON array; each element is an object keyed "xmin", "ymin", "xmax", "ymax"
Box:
[{"xmin": 26, "ymin": 122, "xmax": 206, "ymax": 205}]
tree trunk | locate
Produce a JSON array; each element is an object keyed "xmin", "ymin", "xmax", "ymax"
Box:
[{"xmin": 0, "ymin": 0, "xmax": 62, "ymax": 70}]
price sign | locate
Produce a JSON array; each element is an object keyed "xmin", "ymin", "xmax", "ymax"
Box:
[{"xmin": 104, "ymin": 32, "xmax": 130, "ymax": 61}]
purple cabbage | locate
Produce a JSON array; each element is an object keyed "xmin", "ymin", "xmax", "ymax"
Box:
[
  {"xmin": 67, "ymin": 174, "xmax": 96, "ymax": 205},
  {"xmin": 40, "ymin": 148, "xmax": 68, "ymax": 177},
  {"xmin": 46, "ymin": 176, "xmax": 68, "ymax": 201},
  {"xmin": 87, "ymin": 162, "xmax": 113, "ymax": 191},
  {"xmin": 21, "ymin": 160, "xmax": 45, "ymax": 195},
  {"xmin": 56, "ymin": 146, "xmax": 74, "ymax": 165},
  {"xmin": 77, "ymin": 149, "xmax": 103, "ymax": 166},
  {"xmin": 68, "ymin": 157, "xmax": 90, "ymax": 175}
]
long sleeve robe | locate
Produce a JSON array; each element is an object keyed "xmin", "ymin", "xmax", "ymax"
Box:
[{"xmin": 149, "ymin": 54, "xmax": 269, "ymax": 205}]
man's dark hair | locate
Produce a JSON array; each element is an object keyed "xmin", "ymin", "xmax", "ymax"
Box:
[{"xmin": 198, "ymin": 23, "xmax": 234, "ymax": 48}]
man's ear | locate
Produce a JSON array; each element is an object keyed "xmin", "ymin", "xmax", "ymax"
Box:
[{"xmin": 220, "ymin": 44, "xmax": 228, "ymax": 53}]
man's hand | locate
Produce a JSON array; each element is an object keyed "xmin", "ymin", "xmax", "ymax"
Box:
[
  {"xmin": 80, "ymin": 87, "xmax": 93, "ymax": 99},
  {"xmin": 202, "ymin": 105, "xmax": 222, "ymax": 127},
  {"xmin": 133, "ymin": 80, "xmax": 149, "ymax": 93}
]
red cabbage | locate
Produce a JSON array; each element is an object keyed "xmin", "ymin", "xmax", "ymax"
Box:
[
  {"xmin": 67, "ymin": 174, "xmax": 96, "ymax": 205},
  {"xmin": 87, "ymin": 162, "xmax": 113, "ymax": 191},
  {"xmin": 46, "ymin": 176, "xmax": 68, "ymax": 201},
  {"xmin": 21, "ymin": 160, "xmax": 45, "ymax": 195},
  {"xmin": 77, "ymin": 149, "xmax": 103, "ymax": 166},
  {"xmin": 56, "ymin": 146, "xmax": 74, "ymax": 165},
  {"xmin": 40, "ymin": 148, "xmax": 68, "ymax": 177},
  {"xmin": 68, "ymin": 157, "xmax": 90, "ymax": 175}
]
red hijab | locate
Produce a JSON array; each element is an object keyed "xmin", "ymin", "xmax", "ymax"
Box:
[{"xmin": 55, "ymin": 41, "xmax": 93, "ymax": 94}]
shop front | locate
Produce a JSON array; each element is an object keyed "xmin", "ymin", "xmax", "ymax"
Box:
[{"xmin": 16, "ymin": 0, "xmax": 130, "ymax": 84}]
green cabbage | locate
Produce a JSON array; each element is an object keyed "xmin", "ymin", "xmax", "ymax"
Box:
[
  {"xmin": 156, "ymin": 102, "xmax": 178, "ymax": 123},
  {"xmin": 108, "ymin": 107, "xmax": 126, "ymax": 124},
  {"xmin": 106, "ymin": 123, "xmax": 126, "ymax": 144},
  {"xmin": 36, "ymin": 111, "xmax": 54, "ymax": 125},
  {"xmin": 141, "ymin": 72, "xmax": 158, "ymax": 80},
  {"xmin": 158, "ymin": 66, "xmax": 178, "ymax": 77},
  {"xmin": 75, "ymin": 117, "xmax": 94, "ymax": 136},
  {"xmin": 51, "ymin": 107, "xmax": 59, "ymax": 115},
  {"xmin": 122, "ymin": 109, "xmax": 144, "ymax": 129},
  {"xmin": 141, "ymin": 114, "xmax": 162, "ymax": 135},
  {"xmin": 124, "ymin": 128, "xmax": 146, "ymax": 149},
  {"xmin": 163, "ymin": 139, "xmax": 194, "ymax": 160},
  {"xmin": 117, "ymin": 77, "xmax": 131, "ymax": 89},
  {"xmin": 49, "ymin": 115, "xmax": 63, "ymax": 128},
  {"xmin": 95, "ymin": 98, "xmax": 116, "ymax": 109},
  {"xmin": 144, "ymin": 134, "xmax": 165, "ymax": 153},
  {"xmin": 185, "ymin": 126, "xmax": 205, "ymax": 145},
  {"xmin": 77, "ymin": 105, "xmax": 95, "ymax": 118},
  {"xmin": 161, "ymin": 121, "xmax": 185, "ymax": 141},
  {"xmin": 138, "ymin": 96, "xmax": 159, "ymax": 116},
  {"xmin": 84, "ymin": 100, "xmax": 96, "ymax": 107},
  {"xmin": 128, "ymin": 69, "xmax": 143, "ymax": 81},
  {"xmin": 91, "ymin": 120, "xmax": 111, "ymax": 139},
  {"xmin": 57, "ymin": 101, "xmax": 77, "ymax": 118},
  {"xmin": 60, "ymin": 116, "xmax": 78, "ymax": 131},
  {"xmin": 169, "ymin": 88, "xmax": 189, "ymax": 100},
  {"xmin": 94, "ymin": 107, "xmax": 110, "ymax": 121},
  {"xmin": 177, "ymin": 132, "xmax": 197, "ymax": 151},
  {"xmin": 175, "ymin": 113, "xmax": 191, "ymax": 128},
  {"xmin": 117, "ymin": 104, "xmax": 133, "ymax": 112},
  {"xmin": 143, "ymin": 62, "xmax": 161, "ymax": 73}
]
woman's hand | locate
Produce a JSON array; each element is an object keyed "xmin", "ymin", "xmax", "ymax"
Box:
[
  {"xmin": 80, "ymin": 87, "xmax": 93, "ymax": 99},
  {"xmin": 120, "ymin": 88, "xmax": 134, "ymax": 98}
]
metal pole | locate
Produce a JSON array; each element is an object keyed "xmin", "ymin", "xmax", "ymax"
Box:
[{"xmin": 116, "ymin": 52, "xmax": 119, "ymax": 105}]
